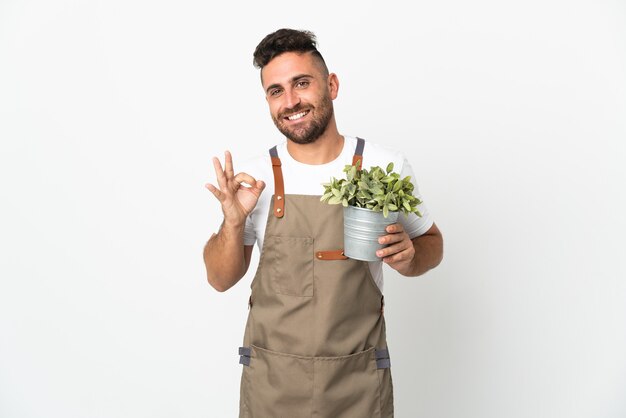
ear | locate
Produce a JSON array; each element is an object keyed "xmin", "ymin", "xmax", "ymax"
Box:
[{"xmin": 328, "ymin": 73, "xmax": 339, "ymax": 100}]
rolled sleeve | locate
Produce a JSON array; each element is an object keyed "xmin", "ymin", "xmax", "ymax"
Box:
[
  {"xmin": 243, "ymin": 215, "xmax": 256, "ymax": 246},
  {"xmin": 398, "ymin": 158, "xmax": 434, "ymax": 238}
]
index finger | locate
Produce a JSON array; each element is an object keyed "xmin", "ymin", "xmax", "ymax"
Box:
[{"xmin": 234, "ymin": 172, "xmax": 258, "ymax": 186}]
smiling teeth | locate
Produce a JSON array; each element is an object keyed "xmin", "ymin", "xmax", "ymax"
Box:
[{"xmin": 287, "ymin": 111, "xmax": 308, "ymax": 120}]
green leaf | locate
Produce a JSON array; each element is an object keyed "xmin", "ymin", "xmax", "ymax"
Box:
[
  {"xmin": 320, "ymin": 192, "xmax": 333, "ymax": 202},
  {"xmin": 370, "ymin": 187, "xmax": 384, "ymax": 196},
  {"xmin": 383, "ymin": 205, "xmax": 389, "ymax": 218},
  {"xmin": 347, "ymin": 165, "xmax": 357, "ymax": 181},
  {"xmin": 371, "ymin": 167, "xmax": 383, "ymax": 180},
  {"xmin": 387, "ymin": 203, "xmax": 398, "ymax": 211},
  {"xmin": 357, "ymin": 190, "xmax": 372, "ymax": 199},
  {"xmin": 386, "ymin": 162, "xmax": 394, "ymax": 174},
  {"xmin": 328, "ymin": 195, "xmax": 342, "ymax": 205},
  {"xmin": 342, "ymin": 198, "xmax": 349, "ymax": 207}
]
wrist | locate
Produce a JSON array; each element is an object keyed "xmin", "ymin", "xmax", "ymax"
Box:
[{"xmin": 222, "ymin": 217, "xmax": 246, "ymax": 229}]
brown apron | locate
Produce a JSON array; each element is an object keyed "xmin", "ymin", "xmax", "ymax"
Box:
[{"xmin": 238, "ymin": 138, "xmax": 394, "ymax": 417}]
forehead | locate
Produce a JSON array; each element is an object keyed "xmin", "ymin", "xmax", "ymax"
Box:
[{"xmin": 261, "ymin": 51, "xmax": 322, "ymax": 88}]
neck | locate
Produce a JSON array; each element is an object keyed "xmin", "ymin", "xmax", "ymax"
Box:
[{"xmin": 286, "ymin": 118, "xmax": 344, "ymax": 165}]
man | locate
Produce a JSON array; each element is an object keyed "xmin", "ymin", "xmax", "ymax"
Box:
[{"xmin": 204, "ymin": 28, "xmax": 443, "ymax": 418}]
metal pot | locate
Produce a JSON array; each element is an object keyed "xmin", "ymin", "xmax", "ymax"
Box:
[{"xmin": 343, "ymin": 205, "xmax": 399, "ymax": 261}]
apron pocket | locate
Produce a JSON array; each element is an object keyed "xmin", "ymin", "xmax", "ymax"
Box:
[
  {"xmin": 267, "ymin": 235, "xmax": 314, "ymax": 297},
  {"xmin": 243, "ymin": 346, "xmax": 384, "ymax": 418},
  {"xmin": 243, "ymin": 345, "xmax": 313, "ymax": 418},
  {"xmin": 313, "ymin": 347, "xmax": 382, "ymax": 418}
]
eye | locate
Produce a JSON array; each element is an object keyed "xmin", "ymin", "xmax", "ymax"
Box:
[
  {"xmin": 295, "ymin": 80, "xmax": 310, "ymax": 88},
  {"xmin": 269, "ymin": 88, "xmax": 283, "ymax": 97}
]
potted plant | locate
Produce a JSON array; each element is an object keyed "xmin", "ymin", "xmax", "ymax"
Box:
[{"xmin": 321, "ymin": 161, "xmax": 422, "ymax": 261}]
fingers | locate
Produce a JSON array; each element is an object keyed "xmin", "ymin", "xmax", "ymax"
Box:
[
  {"xmin": 233, "ymin": 173, "xmax": 266, "ymax": 195},
  {"xmin": 382, "ymin": 246, "xmax": 414, "ymax": 264},
  {"xmin": 376, "ymin": 238, "xmax": 411, "ymax": 259},
  {"xmin": 212, "ymin": 157, "xmax": 227, "ymax": 190},
  {"xmin": 212, "ymin": 152, "xmax": 235, "ymax": 187},
  {"xmin": 378, "ymin": 232, "xmax": 404, "ymax": 246},
  {"xmin": 379, "ymin": 241, "xmax": 415, "ymax": 264},
  {"xmin": 205, "ymin": 183, "xmax": 224, "ymax": 202},
  {"xmin": 234, "ymin": 172, "xmax": 258, "ymax": 186},
  {"xmin": 224, "ymin": 150, "xmax": 234, "ymax": 178},
  {"xmin": 378, "ymin": 223, "xmax": 406, "ymax": 245},
  {"xmin": 377, "ymin": 224, "xmax": 412, "ymax": 261},
  {"xmin": 385, "ymin": 223, "xmax": 404, "ymax": 234}
]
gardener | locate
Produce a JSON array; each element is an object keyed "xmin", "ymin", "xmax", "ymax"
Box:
[{"xmin": 203, "ymin": 28, "xmax": 443, "ymax": 418}]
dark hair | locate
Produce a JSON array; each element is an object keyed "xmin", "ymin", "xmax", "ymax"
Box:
[{"xmin": 253, "ymin": 28, "xmax": 328, "ymax": 74}]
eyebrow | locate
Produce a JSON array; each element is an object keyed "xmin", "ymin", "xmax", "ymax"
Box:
[{"xmin": 265, "ymin": 73, "xmax": 313, "ymax": 94}]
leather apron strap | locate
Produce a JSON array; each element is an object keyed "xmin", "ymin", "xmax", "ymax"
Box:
[
  {"xmin": 269, "ymin": 146, "xmax": 285, "ymax": 218},
  {"xmin": 353, "ymin": 136, "xmax": 364, "ymax": 169}
]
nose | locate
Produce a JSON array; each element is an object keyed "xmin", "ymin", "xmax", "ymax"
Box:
[{"xmin": 283, "ymin": 88, "xmax": 301, "ymax": 110}]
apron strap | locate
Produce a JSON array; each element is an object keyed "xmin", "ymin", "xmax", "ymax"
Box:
[
  {"xmin": 352, "ymin": 137, "xmax": 365, "ymax": 169},
  {"xmin": 269, "ymin": 146, "xmax": 285, "ymax": 218},
  {"xmin": 268, "ymin": 138, "xmax": 366, "ymax": 218}
]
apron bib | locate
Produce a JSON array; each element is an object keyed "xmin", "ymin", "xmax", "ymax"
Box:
[{"xmin": 238, "ymin": 138, "xmax": 394, "ymax": 417}]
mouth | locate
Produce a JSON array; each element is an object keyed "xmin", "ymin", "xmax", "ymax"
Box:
[{"xmin": 283, "ymin": 109, "xmax": 310, "ymax": 122}]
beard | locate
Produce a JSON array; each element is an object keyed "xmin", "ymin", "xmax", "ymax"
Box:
[{"xmin": 272, "ymin": 92, "xmax": 334, "ymax": 145}]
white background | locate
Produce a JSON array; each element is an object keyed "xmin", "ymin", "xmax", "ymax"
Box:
[{"xmin": 1, "ymin": 0, "xmax": 625, "ymax": 417}]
